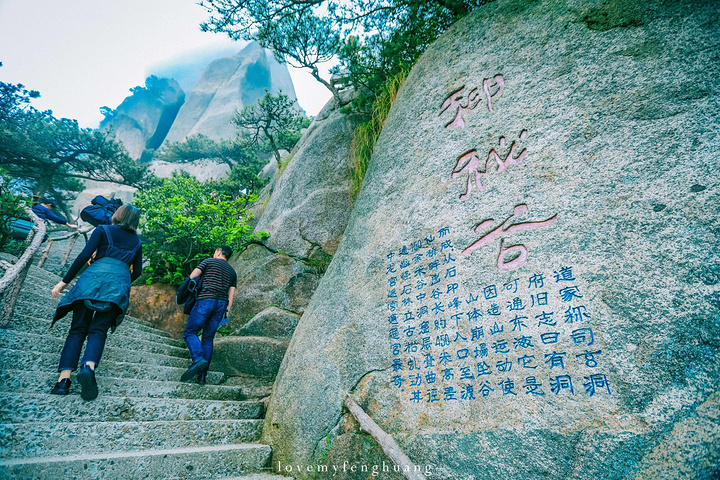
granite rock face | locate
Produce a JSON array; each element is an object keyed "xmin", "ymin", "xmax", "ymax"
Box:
[
  {"xmin": 227, "ymin": 244, "xmax": 322, "ymax": 327},
  {"xmin": 100, "ymin": 77, "xmax": 185, "ymax": 159},
  {"xmin": 149, "ymin": 158, "xmax": 230, "ymax": 181},
  {"xmin": 263, "ymin": 0, "xmax": 720, "ymax": 478},
  {"xmin": 253, "ymin": 103, "xmax": 367, "ymax": 259},
  {"xmin": 237, "ymin": 306, "xmax": 300, "ymax": 339},
  {"xmin": 163, "ymin": 42, "xmax": 297, "ymax": 145},
  {"xmin": 212, "ymin": 336, "xmax": 290, "ymax": 379}
]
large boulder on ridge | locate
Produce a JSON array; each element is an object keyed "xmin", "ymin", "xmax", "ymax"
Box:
[
  {"xmin": 227, "ymin": 244, "xmax": 322, "ymax": 327},
  {"xmin": 263, "ymin": 0, "xmax": 720, "ymax": 478},
  {"xmin": 162, "ymin": 42, "xmax": 296, "ymax": 145},
  {"xmin": 100, "ymin": 77, "xmax": 185, "ymax": 159},
  {"xmin": 253, "ymin": 102, "xmax": 367, "ymax": 259}
]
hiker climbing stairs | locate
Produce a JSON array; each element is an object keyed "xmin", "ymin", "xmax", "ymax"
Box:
[{"xmin": 0, "ymin": 253, "xmax": 291, "ymax": 479}]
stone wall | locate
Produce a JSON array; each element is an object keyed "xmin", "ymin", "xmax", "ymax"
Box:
[{"xmin": 263, "ymin": 0, "xmax": 720, "ymax": 477}]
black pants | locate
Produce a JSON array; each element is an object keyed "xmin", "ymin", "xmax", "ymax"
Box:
[{"xmin": 57, "ymin": 302, "xmax": 114, "ymax": 372}]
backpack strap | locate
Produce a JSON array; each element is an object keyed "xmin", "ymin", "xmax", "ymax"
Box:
[{"xmin": 100, "ymin": 224, "xmax": 114, "ymax": 247}]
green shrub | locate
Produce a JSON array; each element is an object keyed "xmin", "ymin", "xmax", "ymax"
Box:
[
  {"xmin": 133, "ymin": 173, "xmax": 267, "ymax": 285},
  {"xmin": 350, "ymin": 70, "xmax": 407, "ymax": 200}
]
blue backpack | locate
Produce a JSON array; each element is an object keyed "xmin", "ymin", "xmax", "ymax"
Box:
[{"xmin": 80, "ymin": 196, "xmax": 123, "ymax": 227}]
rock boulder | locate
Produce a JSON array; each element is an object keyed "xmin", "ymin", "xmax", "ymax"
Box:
[
  {"xmin": 162, "ymin": 42, "xmax": 297, "ymax": 145},
  {"xmin": 263, "ymin": 0, "xmax": 720, "ymax": 477},
  {"xmin": 253, "ymin": 103, "xmax": 367, "ymax": 258},
  {"xmin": 100, "ymin": 77, "xmax": 184, "ymax": 159}
]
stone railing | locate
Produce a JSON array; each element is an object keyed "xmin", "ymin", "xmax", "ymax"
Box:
[
  {"xmin": 0, "ymin": 209, "xmax": 46, "ymax": 325},
  {"xmin": 0, "ymin": 210, "xmax": 92, "ymax": 325},
  {"xmin": 36, "ymin": 226, "xmax": 93, "ymax": 268}
]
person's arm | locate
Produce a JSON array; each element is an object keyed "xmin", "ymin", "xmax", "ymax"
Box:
[
  {"xmin": 42, "ymin": 206, "xmax": 69, "ymax": 225},
  {"xmin": 130, "ymin": 244, "xmax": 143, "ymax": 282},
  {"xmin": 189, "ymin": 268, "xmax": 203, "ymax": 279},
  {"xmin": 52, "ymin": 227, "xmax": 102, "ymax": 297}
]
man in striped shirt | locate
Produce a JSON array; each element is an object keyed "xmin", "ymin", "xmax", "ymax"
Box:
[{"xmin": 180, "ymin": 245, "xmax": 237, "ymax": 384}]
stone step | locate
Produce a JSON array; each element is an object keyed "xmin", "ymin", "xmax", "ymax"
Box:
[
  {"xmin": 0, "ymin": 253, "xmax": 63, "ymax": 285},
  {"xmin": 0, "ymin": 393, "xmax": 264, "ymax": 423},
  {"xmin": 1, "ymin": 349, "xmax": 223, "ymax": 384},
  {"xmin": 0, "ymin": 328, "xmax": 189, "ymax": 359},
  {"xmin": 1, "ymin": 419, "xmax": 264, "ymax": 459},
  {"xmin": 220, "ymin": 475, "xmax": 293, "ymax": 480},
  {"xmin": 0, "ymin": 370, "xmax": 247, "ymax": 401},
  {"xmin": 0, "ymin": 443, "xmax": 272, "ymax": 479},
  {"xmin": 0, "ymin": 346, "xmax": 191, "ymax": 371},
  {"xmin": 223, "ymin": 373, "xmax": 275, "ymax": 400},
  {"xmin": 19, "ymin": 272, "xmax": 58, "ymax": 291},
  {"xmin": 8, "ymin": 310, "xmax": 177, "ymax": 343}
]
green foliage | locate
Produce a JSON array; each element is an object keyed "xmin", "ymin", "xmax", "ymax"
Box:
[
  {"xmin": 133, "ymin": 173, "xmax": 266, "ymax": 285},
  {"xmin": 233, "ymin": 91, "xmax": 309, "ymax": 163},
  {"xmin": 199, "ymin": 0, "xmax": 489, "ymax": 107},
  {"xmin": 156, "ymin": 134, "xmax": 269, "ymax": 195},
  {"xmin": 0, "ymin": 70, "xmax": 153, "ymax": 214},
  {"xmin": 350, "ymin": 70, "xmax": 407, "ymax": 199},
  {"xmin": 0, "ymin": 169, "xmax": 26, "ymax": 251}
]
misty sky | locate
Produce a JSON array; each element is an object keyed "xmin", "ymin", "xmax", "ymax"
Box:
[{"xmin": 0, "ymin": 0, "xmax": 333, "ymax": 128}]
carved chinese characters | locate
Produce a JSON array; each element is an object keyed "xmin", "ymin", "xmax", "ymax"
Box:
[
  {"xmin": 462, "ymin": 204, "xmax": 558, "ymax": 271},
  {"xmin": 441, "ymin": 75, "xmax": 556, "ymax": 271},
  {"xmin": 386, "ymin": 232, "xmax": 610, "ymax": 404}
]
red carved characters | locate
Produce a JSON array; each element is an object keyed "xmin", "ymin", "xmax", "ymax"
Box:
[
  {"xmin": 439, "ymin": 75, "xmax": 505, "ymax": 129},
  {"xmin": 461, "ymin": 204, "xmax": 557, "ymax": 271},
  {"xmin": 452, "ymin": 130, "xmax": 529, "ymax": 200}
]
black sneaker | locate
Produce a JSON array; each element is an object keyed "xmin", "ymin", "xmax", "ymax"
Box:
[
  {"xmin": 180, "ymin": 359, "xmax": 209, "ymax": 382},
  {"xmin": 77, "ymin": 364, "xmax": 98, "ymax": 401},
  {"xmin": 50, "ymin": 378, "xmax": 71, "ymax": 395}
]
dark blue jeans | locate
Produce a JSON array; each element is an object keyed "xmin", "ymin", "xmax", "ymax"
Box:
[
  {"xmin": 58, "ymin": 302, "xmax": 114, "ymax": 371},
  {"xmin": 183, "ymin": 298, "xmax": 227, "ymax": 365}
]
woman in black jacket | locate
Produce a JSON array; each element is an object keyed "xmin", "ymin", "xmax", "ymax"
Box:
[{"xmin": 49, "ymin": 205, "xmax": 142, "ymax": 401}]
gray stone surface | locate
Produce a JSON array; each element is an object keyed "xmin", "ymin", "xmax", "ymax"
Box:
[
  {"xmin": 100, "ymin": 77, "xmax": 185, "ymax": 159},
  {"xmin": 253, "ymin": 102, "xmax": 367, "ymax": 259},
  {"xmin": 0, "ymin": 257, "xmax": 281, "ymax": 478},
  {"xmin": 0, "ymin": 370, "xmax": 244, "ymax": 401},
  {"xmin": 213, "ymin": 336, "xmax": 290, "ymax": 379},
  {"xmin": 263, "ymin": 0, "xmax": 720, "ymax": 477},
  {"xmin": 228, "ymin": 244, "xmax": 322, "ymax": 324},
  {"xmin": 0, "ymin": 393, "xmax": 263, "ymax": 423},
  {"xmin": 163, "ymin": 42, "xmax": 297, "ymax": 145},
  {"xmin": 1, "ymin": 419, "xmax": 262, "ymax": 458},
  {"xmin": 0, "ymin": 443, "xmax": 273, "ymax": 480},
  {"xmin": 150, "ymin": 157, "xmax": 230, "ymax": 181},
  {"xmin": 237, "ymin": 306, "xmax": 300, "ymax": 339}
]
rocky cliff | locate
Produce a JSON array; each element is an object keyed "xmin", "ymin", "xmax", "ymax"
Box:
[
  {"xmin": 162, "ymin": 42, "xmax": 297, "ymax": 145},
  {"xmin": 261, "ymin": 0, "xmax": 720, "ymax": 478},
  {"xmin": 211, "ymin": 100, "xmax": 364, "ymax": 385},
  {"xmin": 100, "ymin": 77, "xmax": 185, "ymax": 160}
]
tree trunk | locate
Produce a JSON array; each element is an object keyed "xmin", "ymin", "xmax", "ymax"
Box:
[{"xmin": 312, "ymin": 67, "xmax": 344, "ymax": 105}]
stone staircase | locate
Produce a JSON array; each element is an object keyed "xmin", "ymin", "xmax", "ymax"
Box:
[{"xmin": 0, "ymin": 254, "xmax": 290, "ymax": 479}]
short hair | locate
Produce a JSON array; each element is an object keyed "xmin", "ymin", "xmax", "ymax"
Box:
[
  {"xmin": 217, "ymin": 245, "xmax": 233, "ymax": 259},
  {"xmin": 40, "ymin": 198, "xmax": 56, "ymax": 208},
  {"xmin": 112, "ymin": 204, "xmax": 140, "ymax": 232}
]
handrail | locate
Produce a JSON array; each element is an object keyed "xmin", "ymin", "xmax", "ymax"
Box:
[
  {"xmin": 38, "ymin": 226, "xmax": 94, "ymax": 268},
  {"xmin": 0, "ymin": 208, "xmax": 46, "ymax": 325},
  {"xmin": 51, "ymin": 226, "xmax": 93, "ymax": 242},
  {"xmin": 0, "ymin": 209, "xmax": 45, "ymax": 293},
  {"xmin": 344, "ymin": 396, "xmax": 427, "ymax": 480}
]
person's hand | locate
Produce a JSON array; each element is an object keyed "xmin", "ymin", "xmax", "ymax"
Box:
[
  {"xmin": 66, "ymin": 223, "xmax": 78, "ymax": 229},
  {"xmin": 51, "ymin": 281, "xmax": 67, "ymax": 298}
]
